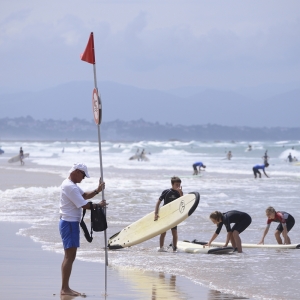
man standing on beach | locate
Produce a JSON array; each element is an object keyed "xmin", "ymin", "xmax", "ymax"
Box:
[
  {"xmin": 59, "ymin": 163, "xmax": 107, "ymax": 297},
  {"xmin": 154, "ymin": 176, "xmax": 183, "ymax": 252}
]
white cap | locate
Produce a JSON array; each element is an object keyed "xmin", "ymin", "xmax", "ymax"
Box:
[{"xmin": 69, "ymin": 163, "xmax": 90, "ymax": 178}]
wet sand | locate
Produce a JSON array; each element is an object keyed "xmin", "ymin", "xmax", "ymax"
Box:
[
  {"xmin": 0, "ymin": 156, "xmax": 248, "ymax": 299},
  {"xmin": 0, "ymin": 222, "xmax": 216, "ymax": 300}
]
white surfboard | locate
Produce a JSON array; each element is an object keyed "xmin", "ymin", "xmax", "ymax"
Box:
[
  {"xmin": 177, "ymin": 241, "xmax": 234, "ymax": 254},
  {"xmin": 8, "ymin": 153, "xmax": 30, "ymax": 163},
  {"xmin": 108, "ymin": 192, "xmax": 200, "ymax": 249},
  {"xmin": 193, "ymin": 240, "xmax": 300, "ymax": 249}
]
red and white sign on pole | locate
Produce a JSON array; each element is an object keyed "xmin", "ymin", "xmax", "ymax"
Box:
[{"xmin": 92, "ymin": 88, "xmax": 102, "ymax": 125}]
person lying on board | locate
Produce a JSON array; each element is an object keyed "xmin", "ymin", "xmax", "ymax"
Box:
[
  {"xmin": 192, "ymin": 161, "xmax": 206, "ymax": 175},
  {"xmin": 205, "ymin": 210, "xmax": 252, "ymax": 253},
  {"xmin": 154, "ymin": 176, "xmax": 183, "ymax": 252},
  {"xmin": 252, "ymin": 163, "xmax": 269, "ymax": 178},
  {"xmin": 258, "ymin": 207, "xmax": 295, "ymax": 245}
]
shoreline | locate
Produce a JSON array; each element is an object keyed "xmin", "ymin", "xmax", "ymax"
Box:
[
  {"xmin": 0, "ymin": 158, "xmax": 250, "ymax": 299},
  {"xmin": 0, "ymin": 222, "xmax": 239, "ymax": 300}
]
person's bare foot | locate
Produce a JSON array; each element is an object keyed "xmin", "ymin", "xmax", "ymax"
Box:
[{"xmin": 60, "ymin": 288, "xmax": 81, "ymax": 296}]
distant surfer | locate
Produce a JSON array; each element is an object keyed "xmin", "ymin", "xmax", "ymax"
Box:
[
  {"xmin": 0, "ymin": 148, "xmax": 4, "ymax": 155},
  {"xmin": 19, "ymin": 147, "xmax": 24, "ymax": 165},
  {"xmin": 206, "ymin": 210, "xmax": 252, "ymax": 253},
  {"xmin": 129, "ymin": 148, "xmax": 139, "ymax": 160},
  {"xmin": 287, "ymin": 153, "xmax": 293, "ymax": 162},
  {"xmin": 247, "ymin": 145, "xmax": 252, "ymax": 151},
  {"xmin": 293, "ymin": 156, "xmax": 298, "ymax": 162},
  {"xmin": 258, "ymin": 207, "xmax": 295, "ymax": 245},
  {"xmin": 262, "ymin": 151, "xmax": 269, "ymax": 164},
  {"xmin": 154, "ymin": 176, "xmax": 183, "ymax": 252},
  {"xmin": 252, "ymin": 163, "xmax": 269, "ymax": 178},
  {"xmin": 226, "ymin": 151, "xmax": 232, "ymax": 160},
  {"xmin": 192, "ymin": 162, "xmax": 206, "ymax": 175},
  {"xmin": 140, "ymin": 149, "xmax": 145, "ymax": 161}
]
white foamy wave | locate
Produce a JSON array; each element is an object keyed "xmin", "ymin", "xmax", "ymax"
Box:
[
  {"xmin": 278, "ymin": 149, "xmax": 300, "ymax": 159},
  {"xmin": 161, "ymin": 149, "xmax": 189, "ymax": 155}
]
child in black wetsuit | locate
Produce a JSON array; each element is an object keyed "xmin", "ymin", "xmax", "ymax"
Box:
[
  {"xmin": 154, "ymin": 176, "xmax": 183, "ymax": 252},
  {"xmin": 206, "ymin": 210, "xmax": 252, "ymax": 253}
]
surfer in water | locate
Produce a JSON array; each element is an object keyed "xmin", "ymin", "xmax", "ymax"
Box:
[
  {"xmin": 287, "ymin": 153, "xmax": 293, "ymax": 162},
  {"xmin": 252, "ymin": 163, "xmax": 269, "ymax": 178},
  {"xmin": 19, "ymin": 147, "xmax": 24, "ymax": 165},
  {"xmin": 206, "ymin": 210, "xmax": 252, "ymax": 253},
  {"xmin": 262, "ymin": 151, "xmax": 269, "ymax": 164},
  {"xmin": 192, "ymin": 162, "xmax": 206, "ymax": 175},
  {"xmin": 258, "ymin": 207, "xmax": 295, "ymax": 245},
  {"xmin": 154, "ymin": 176, "xmax": 183, "ymax": 252},
  {"xmin": 227, "ymin": 151, "xmax": 232, "ymax": 160}
]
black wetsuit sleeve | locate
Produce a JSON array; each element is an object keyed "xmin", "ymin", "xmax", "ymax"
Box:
[
  {"xmin": 223, "ymin": 214, "xmax": 232, "ymax": 232},
  {"xmin": 215, "ymin": 222, "xmax": 223, "ymax": 235},
  {"xmin": 159, "ymin": 190, "xmax": 168, "ymax": 202}
]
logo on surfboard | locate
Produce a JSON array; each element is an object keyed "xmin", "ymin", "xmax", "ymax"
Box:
[{"xmin": 179, "ymin": 200, "xmax": 185, "ymax": 213}]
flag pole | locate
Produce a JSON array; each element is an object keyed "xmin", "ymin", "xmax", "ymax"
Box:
[
  {"xmin": 81, "ymin": 32, "xmax": 108, "ymax": 296},
  {"xmin": 93, "ymin": 64, "xmax": 108, "ymax": 295}
]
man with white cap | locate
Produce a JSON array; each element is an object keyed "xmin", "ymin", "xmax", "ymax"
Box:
[{"xmin": 59, "ymin": 163, "xmax": 107, "ymax": 297}]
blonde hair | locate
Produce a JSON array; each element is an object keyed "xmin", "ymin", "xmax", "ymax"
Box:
[
  {"xmin": 266, "ymin": 206, "xmax": 276, "ymax": 214},
  {"xmin": 210, "ymin": 211, "xmax": 223, "ymax": 222}
]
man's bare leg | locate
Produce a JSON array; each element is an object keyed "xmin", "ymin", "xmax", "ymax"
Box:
[
  {"xmin": 171, "ymin": 229, "xmax": 178, "ymax": 250},
  {"xmin": 160, "ymin": 232, "xmax": 166, "ymax": 248},
  {"xmin": 61, "ymin": 247, "xmax": 81, "ymax": 296}
]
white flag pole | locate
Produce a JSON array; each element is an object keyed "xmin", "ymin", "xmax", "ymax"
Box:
[{"xmin": 92, "ymin": 37, "xmax": 108, "ymax": 296}]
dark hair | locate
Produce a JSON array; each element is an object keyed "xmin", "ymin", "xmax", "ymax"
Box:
[
  {"xmin": 171, "ymin": 176, "xmax": 181, "ymax": 185},
  {"xmin": 210, "ymin": 211, "xmax": 223, "ymax": 222}
]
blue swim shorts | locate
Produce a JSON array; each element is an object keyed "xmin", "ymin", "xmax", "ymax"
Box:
[{"xmin": 59, "ymin": 219, "xmax": 80, "ymax": 249}]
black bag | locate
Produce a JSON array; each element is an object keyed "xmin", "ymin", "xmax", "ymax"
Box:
[{"xmin": 80, "ymin": 202, "xmax": 108, "ymax": 243}]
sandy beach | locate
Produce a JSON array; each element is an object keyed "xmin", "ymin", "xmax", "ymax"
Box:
[{"xmin": 0, "ymin": 155, "xmax": 245, "ymax": 300}]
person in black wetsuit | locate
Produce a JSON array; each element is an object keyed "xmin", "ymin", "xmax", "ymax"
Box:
[
  {"xmin": 154, "ymin": 176, "xmax": 183, "ymax": 252},
  {"xmin": 206, "ymin": 210, "xmax": 252, "ymax": 253},
  {"xmin": 19, "ymin": 147, "xmax": 24, "ymax": 165}
]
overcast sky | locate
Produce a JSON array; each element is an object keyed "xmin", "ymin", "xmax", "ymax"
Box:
[{"xmin": 1, "ymin": 0, "xmax": 300, "ymax": 92}]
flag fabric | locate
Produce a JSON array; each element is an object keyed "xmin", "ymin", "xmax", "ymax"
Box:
[{"xmin": 81, "ymin": 32, "xmax": 95, "ymax": 64}]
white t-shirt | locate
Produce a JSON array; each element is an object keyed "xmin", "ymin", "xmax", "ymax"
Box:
[{"xmin": 59, "ymin": 178, "xmax": 88, "ymax": 222}]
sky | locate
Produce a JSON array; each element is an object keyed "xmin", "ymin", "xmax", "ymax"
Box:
[{"xmin": 0, "ymin": 0, "xmax": 300, "ymax": 92}]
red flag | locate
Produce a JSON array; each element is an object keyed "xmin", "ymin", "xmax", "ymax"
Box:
[{"xmin": 81, "ymin": 32, "xmax": 95, "ymax": 64}]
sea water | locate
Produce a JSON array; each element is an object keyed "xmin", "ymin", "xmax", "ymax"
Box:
[{"xmin": 1, "ymin": 140, "xmax": 300, "ymax": 299}]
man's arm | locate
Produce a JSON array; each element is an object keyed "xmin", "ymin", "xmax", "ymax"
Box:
[
  {"xmin": 224, "ymin": 232, "xmax": 232, "ymax": 247},
  {"xmin": 263, "ymin": 170, "xmax": 269, "ymax": 178},
  {"xmin": 282, "ymin": 224, "xmax": 289, "ymax": 244},
  {"xmin": 258, "ymin": 225, "xmax": 270, "ymax": 244},
  {"xmin": 154, "ymin": 199, "xmax": 161, "ymax": 221},
  {"xmin": 82, "ymin": 199, "xmax": 107, "ymax": 210},
  {"xmin": 82, "ymin": 180, "xmax": 105, "ymax": 200},
  {"xmin": 205, "ymin": 232, "xmax": 218, "ymax": 247}
]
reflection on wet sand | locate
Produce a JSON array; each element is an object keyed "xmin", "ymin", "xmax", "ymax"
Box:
[
  {"xmin": 152, "ymin": 273, "xmax": 177, "ymax": 299},
  {"xmin": 208, "ymin": 289, "xmax": 248, "ymax": 300},
  {"xmin": 117, "ymin": 268, "xmax": 249, "ymax": 300}
]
